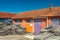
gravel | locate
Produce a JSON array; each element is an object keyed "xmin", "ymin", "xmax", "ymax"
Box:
[{"xmin": 0, "ymin": 35, "xmax": 33, "ymax": 40}]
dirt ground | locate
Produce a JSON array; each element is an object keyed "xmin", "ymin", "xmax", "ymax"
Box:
[{"xmin": 0, "ymin": 35, "xmax": 33, "ymax": 40}]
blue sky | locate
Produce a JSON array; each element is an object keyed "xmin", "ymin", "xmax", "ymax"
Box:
[{"xmin": 0, "ymin": 0, "xmax": 60, "ymax": 14}]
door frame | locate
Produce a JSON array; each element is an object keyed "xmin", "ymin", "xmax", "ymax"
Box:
[{"xmin": 34, "ymin": 19, "xmax": 42, "ymax": 35}]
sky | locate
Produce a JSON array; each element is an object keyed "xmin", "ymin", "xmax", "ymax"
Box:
[{"xmin": 0, "ymin": 0, "xmax": 60, "ymax": 14}]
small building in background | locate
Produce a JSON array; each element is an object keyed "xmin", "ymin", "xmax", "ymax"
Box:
[
  {"xmin": 0, "ymin": 12, "xmax": 16, "ymax": 23},
  {"xmin": 12, "ymin": 5, "xmax": 60, "ymax": 35}
]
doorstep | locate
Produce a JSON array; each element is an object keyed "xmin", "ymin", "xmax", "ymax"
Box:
[{"xmin": 23, "ymin": 33, "xmax": 35, "ymax": 39}]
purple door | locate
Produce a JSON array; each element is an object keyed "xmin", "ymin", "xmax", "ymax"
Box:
[{"xmin": 34, "ymin": 19, "xmax": 42, "ymax": 35}]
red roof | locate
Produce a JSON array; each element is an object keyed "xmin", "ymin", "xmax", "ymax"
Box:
[
  {"xmin": 0, "ymin": 12, "xmax": 16, "ymax": 18},
  {"xmin": 12, "ymin": 7, "xmax": 60, "ymax": 19}
]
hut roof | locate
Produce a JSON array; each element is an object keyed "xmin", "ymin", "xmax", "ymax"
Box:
[
  {"xmin": 12, "ymin": 7, "xmax": 60, "ymax": 19},
  {"xmin": 0, "ymin": 12, "xmax": 16, "ymax": 18}
]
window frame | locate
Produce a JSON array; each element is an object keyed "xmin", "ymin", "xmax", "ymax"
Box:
[
  {"xmin": 15, "ymin": 19, "xmax": 22, "ymax": 22},
  {"xmin": 25, "ymin": 19, "xmax": 34, "ymax": 23},
  {"xmin": 51, "ymin": 18, "xmax": 60, "ymax": 26}
]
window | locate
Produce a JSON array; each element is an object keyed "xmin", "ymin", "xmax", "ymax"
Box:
[
  {"xmin": 0, "ymin": 18, "xmax": 6, "ymax": 22},
  {"xmin": 15, "ymin": 19, "xmax": 22, "ymax": 22},
  {"xmin": 6, "ymin": 19, "xmax": 12, "ymax": 22},
  {"xmin": 51, "ymin": 18, "xmax": 60, "ymax": 26},
  {"xmin": 34, "ymin": 19, "xmax": 41, "ymax": 22},
  {"xmin": 58, "ymin": 18, "xmax": 60, "ymax": 25},
  {"xmin": 26, "ymin": 19, "xmax": 33, "ymax": 22}
]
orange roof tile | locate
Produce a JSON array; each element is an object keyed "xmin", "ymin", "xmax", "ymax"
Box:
[
  {"xmin": 12, "ymin": 7, "xmax": 60, "ymax": 19},
  {"xmin": 0, "ymin": 12, "xmax": 16, "ymax": 18}
]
